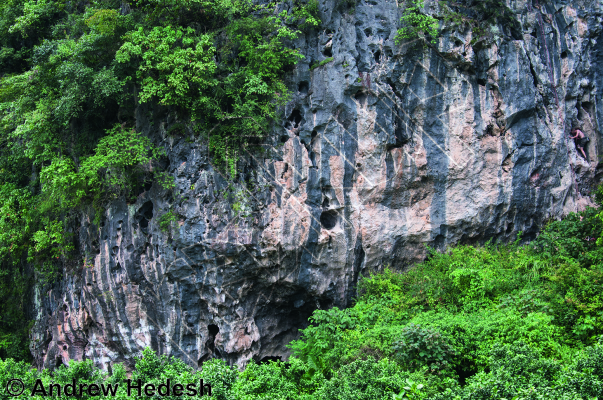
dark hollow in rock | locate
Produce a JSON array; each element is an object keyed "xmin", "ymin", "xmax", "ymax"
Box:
[
  {"xmin": 139, "ymin": 201, "xmax": 154, "ymax": 220},
  {"xmin": 135, "ymin": 201, "xmax": 154, "ymax": 232},
  {"xmin": 208, "ymin": 324, "xmax": 219, "ymax": 336},
  {"xmin": 289, "ymin": 109, "xmax": 302, "ymax": 127},
  {"xmin": 373, "ymin": 50, "xmax": 381, "ymax": 63},
  {"xmin": 298, "ymin": 81, "xmax": 309, "ymax": 95},
  {"xmin": 434, "ymin": 234, "xmax": 445, "ymax": 249},
  {"xmin": 355, "ymin": 91, "xmax": 367, "ymax": 106},
  {"xmin": 205, "ymin": 325, "xmax": 219, "ymax": 356},
  {"xmin": 198, "ymin": 324, "xmax": 221, "ymax": 366},
  {"xmin": 320, "ymin": 210, "xmax": 338, "ymax": 230}
]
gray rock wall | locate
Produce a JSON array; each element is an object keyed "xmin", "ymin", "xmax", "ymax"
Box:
[{"xmin": 30, "ymin": 0, "xmax": 603, "ymax": 370}]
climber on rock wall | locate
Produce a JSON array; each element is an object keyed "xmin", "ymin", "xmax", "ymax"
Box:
[{"xmin": 570, "ymin": 127, "xmax": 589, "ymax": 160}]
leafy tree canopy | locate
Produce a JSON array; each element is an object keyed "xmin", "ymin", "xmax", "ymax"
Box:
[{"xmin": 0, "ymin": 0, "xmax": 320, "ymax": 360}]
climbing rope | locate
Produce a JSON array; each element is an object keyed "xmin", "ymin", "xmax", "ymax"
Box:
[{"xmin": 530, "ymin": 0, "xmax": 580, "ymax": 206}]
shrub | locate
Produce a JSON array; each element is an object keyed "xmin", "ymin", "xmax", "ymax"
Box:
[
  {"xmin": 158, "ymin": 211, "xmax": 178, "ymax": 233},
  {"xmin": 315, "ymin": 358, "xmax": 411, "ymax": 400},
  {"xmin": 0, "ymin": 0, "xmax": 313, "ymax": 354},
  {"xmin": 231, "ymin": 360, "xmax": 306, "ymax": 400},
  {"xmin": 432, "ymin": 343, "xmax": 603, "ymax": 400},
  {"xmin": 392, "ymin": 324, "xmax": 456, "ymax": 374},
  {"xmin": 395, "ymin": 0, "xmax": 439, "ymax": 44}
]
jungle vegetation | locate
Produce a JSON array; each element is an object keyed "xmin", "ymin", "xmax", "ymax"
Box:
[
  {"xmin": 2, "ymin": 202, "xmax": 603, "ymax": 398},
  {"xmin": 1, "ymin": 0, "xmax": 602, "ymax": 398},
  {"xmin": 0, "ymin": 0, "xmax": 318, "ymax": 360}
]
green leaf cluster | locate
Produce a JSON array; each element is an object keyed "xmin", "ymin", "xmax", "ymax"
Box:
[
  {"xmin": 396, "ymin": 0, "xmax": 522, "ymax": 47},
  {"xmin": 396, "ymin": 0, "xmax": 440, "ymax": 44},
  {"xmin": 115, "ymin": 26, "xmax": 216, "ymax": 107},
  {"xmin": 309, "ymin": 57, "xmax": 333, "ymax": 71},
  {"xmin": 291, "ymin": 0, "xmax": 321, "ymax": 30},
  {"xmin": 158, "ymin": 210, "xmax": 178, "ymax": 233},
  {"xmin": 392, "ymin": 324, "xmax": 456, "ymax": 373},
  {"xmin": 437, "ymin": 0, "xmax": 521, "ymax": 45},
  {"xmin": 0, "ymin": 0, "xmax": 319, "ymax": 359}
]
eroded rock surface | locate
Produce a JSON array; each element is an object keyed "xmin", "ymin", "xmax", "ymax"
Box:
[{"xmin": 31, "ymin": 0, "xmax": 603, "ymax": 370}]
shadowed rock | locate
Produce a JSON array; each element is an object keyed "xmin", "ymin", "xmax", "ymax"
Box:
[{"xmin": 30, "ymin": 0, "xmax": 603, "ymax": 371}]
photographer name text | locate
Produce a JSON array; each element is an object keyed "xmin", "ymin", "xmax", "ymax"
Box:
[{"xmin": 6, "ymin": 378, "xmax": 212, "ymax": 397}]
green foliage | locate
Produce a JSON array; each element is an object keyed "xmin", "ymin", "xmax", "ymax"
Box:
[
  {"xmin": 0, "ymin": 0, "xmax": 311, "ymax": 358},
  {"xmin": 3, "ymin": 196, "xmax": 603, "ymax": 397},
  {"xmin": 115, "ymin": 26, "xmax": 216, "ymax": 107},
  {"xmin": 202, "ymin": 13, "xmax": 302, "ymax": 175},
  {"xmin": 231, "ymin": 360, "xmax": 305, "ymax": 399},
  {"xmin": 38, "ymin": 125, "xmax": 164, "ymax": 214},
  {"xmin": 315, "ymin": 358, "xmax": 410, "ymax": 400},
  {"xmin": 9, "ymin": 0, "xmax": 61, "ymax": 37},
  {"xmin": 393, "ymin": 379, "xmax": 425, "ymax": 400},
  {"xmin": 396, "ymin": 0, "xmax": 522, "ymax": 47},
  {"xmin": 309, "ymin": 57, "xmax": 334, "ymax": 71},
  {"xmin": 78, "ymin": 125, "xmax": 167, "ymax": 207},
  {"xmin": 396, "ymin": 0, "xmax": 439, "ymax": 44},
  {"xmin": 287, "ymin": 201, "xmax": 603, "ymax": 397},
  {"xmin": 158, "ymin": 210, "xmax": 178, "ymax": 232},
  {"xmin": 431, "ymin": 342, "xmax": 603, "ymax": 399},
  {"xmin": 291, "ymin": 0, "xmax": 321, "ymax": 30},
  {"xmin": 0, "ymin": 348, "xmax": 242, "ymax": 399},
  {"xmin": 410, "ymin": 308, "xmax": 565, "ymax": 375},
  {"xmin": 437, "ymin": 0, "xmax": 521, "ymax": 45},
  {"xmin": 392, "ymin": 324, "xmax": 456, "ymax": 373},
  {"xmin": 231, "ymin": 186, "xmax": 252, "ymax": 220},
  {"xmin": 287, "ymin": 303, "xmax": 408, "ymax": 378},
  {"xmin": 114, "ymin": 8, "xmax": 303, "ymax": 176},
  {"xmin": 85, "ymin": 9, "xmax": 122, "ymax": 36}
]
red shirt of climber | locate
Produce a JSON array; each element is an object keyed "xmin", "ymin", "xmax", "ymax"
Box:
[{"xmin": 570, "ymin": 128, "xmax": 588, "ymax": 160}]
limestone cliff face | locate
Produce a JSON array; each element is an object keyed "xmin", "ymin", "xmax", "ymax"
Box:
[{"xmin": 30, "ymin": 0, "xmax": 603, "ymax": 370}]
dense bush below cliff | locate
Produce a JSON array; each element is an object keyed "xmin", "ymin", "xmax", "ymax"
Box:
[{"xmin": 4, "ymin": 202, "xmax": 603, "ymax": 399}]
